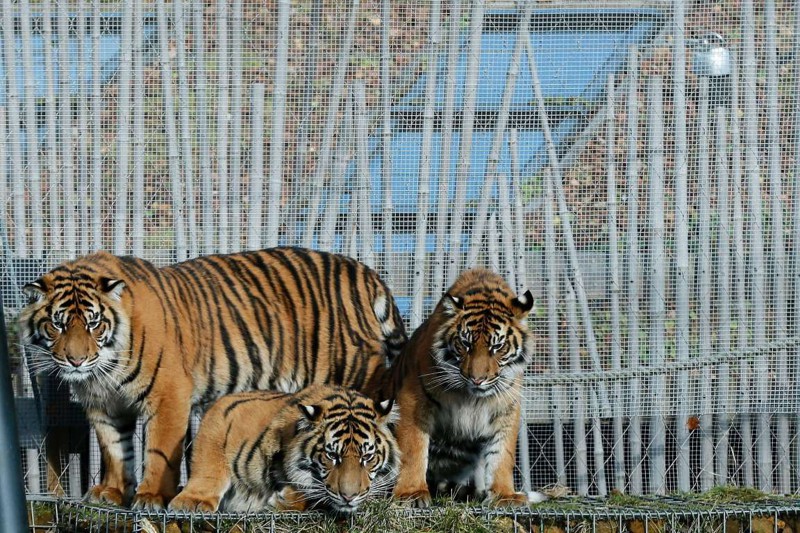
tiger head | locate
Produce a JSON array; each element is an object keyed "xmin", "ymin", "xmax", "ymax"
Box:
[
  {"xmin": 431, "ymin": 269, "xmax": 535, "ymax": 398},
  {"xmin": 286, "ymin": 390, "xmax": 399, "ymax": 513},
  {"xmin": 18, "ymin": 258, "xmax": 130, "ymax": 385}
]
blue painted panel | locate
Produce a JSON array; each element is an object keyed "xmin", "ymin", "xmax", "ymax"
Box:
[
  {"xmin": 368, "ymin": 130, "xmax": 543, "ymax": 211},
  {"xmin": 368, "ymin": 8, "xmax": 666, "ymax": 214},
  {"xmin": 394, "ymin": 8, "xmax": 666, "ymax": 111},
  {"xmin": 0, "ymin": 15, "xmax": 157, "ymax": 104}
]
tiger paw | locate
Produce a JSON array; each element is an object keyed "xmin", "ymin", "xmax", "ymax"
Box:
[
  {"xmin": 268, "ymin": 488, "xmax": 308, "ymax": 512},
  {"xmin": 486, "ymin": 490, "xmax": 529, "ymax": 507},
  {"xmin": 394, "ymin": 489, "xmax": 432, "ymax": 508},
  {"xmin": 85, "ymin": 484, "xmax": 126, "ymax": 507},
  {"xmin": 132, "ymin": 491, "xmax": 168, "ymax": 511},
  {"xmin": 169, "ymin": 492, "xmax": 219, "ymax": 513}
]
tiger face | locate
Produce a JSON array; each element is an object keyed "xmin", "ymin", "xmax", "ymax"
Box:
[
  {"xmin": 18, "ymin": 269, "xmax": 129, "ymax": 385},
  {"xmin": 286, "ymin": 392, "xmax": 398, "ymax": 513},
  {"xmin": 431, "ymin": 288, "xmax": 534, "ymax": 398}
]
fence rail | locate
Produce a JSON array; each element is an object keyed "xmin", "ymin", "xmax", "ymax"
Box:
[{"xmin": 1, "ymin": 0, "xmax": 799, "ymax": 503}]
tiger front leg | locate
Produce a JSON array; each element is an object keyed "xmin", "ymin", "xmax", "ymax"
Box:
[
  {"xmin": 169, "ymin": 472, "xmax": 229, "ymax": 513},
  {"xmin": 132, "ymin": 399, "xmax": 192, "ymax": 510},
  {"xmin": 84, "ymin": 409, "xmax": 136, "ymax": 507},
  {"xmin": 392, "ymin": 387, "xmax": 432, "ymax": 508},
  {"xmin": 170, "ymin": 414, "xmax": 232, "ymax": 513},
  {"xmin": 483, "ymin": 409, "xmax": 527, "ymax": 507}
]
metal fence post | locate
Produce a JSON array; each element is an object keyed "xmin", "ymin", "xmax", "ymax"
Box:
[{"xmin": 0, "ymin": 305, "xmax": 29, "ymax": 532}]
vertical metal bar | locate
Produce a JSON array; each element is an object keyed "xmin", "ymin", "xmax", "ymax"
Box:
[
  {"xmin": 672, "ymin": 0, "xmax": 691, "ymax": 494},
  {"xmin": 3, "ymin": 0, "xmax": 26, "ymax": 257},
  {"xmin": 524, "ymin": 34, "xmax": 610, "ymax": 416},
  {"xmin": 267, "ymin": 0, "xmax": 290, "ymax": 248},
  {"xmin": 487, "ymin": 212, "xmax": 499, "ymax": 272},
  {"xmin": 730, "ymin": 53, "xmax": 754, "ymax": 487},
  {"xmin": 448, "ymin": 0, "xmax": 484, "ymax": 282},
  {"xmin": 510, "ymin": 129, "xmax": 527, "ymax": 293},
  {"xmin": 467, "ymin": 0, "xmax": 533, "ymax": 269},
  {"xmin": 288, "ymin": 0, "xmax": 322, "ymax": 245},
  {"xmin": 606, "ymin": 72, "xmax": 625, "ymax": 493},
  {"xmin": 742, "ymin": 0, "xmax": 771, "ymax": 492},
  {"xmin": 20, "ymin": 0, "xmax": 43, "ymax": 257},
  {"xmin": 466, "ymin": 175, "xmax": 495, "ymax": 270},
  {"xmin": 715, "ymin": 103, "xmax": 731, "ymax": 487},
  {"xmin": 545, "ymin": 168, "xmax": 566, "ymax": 486},
  {"xmin": 248, "ymin": 83, "xmax": 266, "ymax": 251},
  {"xmin": 567, "ymin": 277, "xmax": 588, "ymax": 496},
  {"xmin": 697, "ymin": 75, "xmax": 714, "ymax": 491},
  {"xmin": 354, "ymin": 82, "xmax": 375, "ymax": 268},
  {"xmin": 0, "ymin": 306, "xmax": 29, "ymax": 532},
  {"xmin": 380, "ymin": 0, "xmax": 394, "ymax": 283},
  {"xmin": 43, "ymin": 0, "xmax": 61, "ymax": 250},
  {"xmin": 412, "ymin": 0, "xmax": 442, "ymax": 327},
  {"xmin": 76, "ymin": 0, "xmax": 89, "ymax": 254},
  {"xmin": 433, "ymin": 0, "xmax": 462, "ymax": 294},
  {"xmin": 114, "ymin": 0, "xmax": 133, "ymax": 255},
  {"xmin": 794, "ymin": 0, "xmax": 800, "ymax": 494},
  {"xmin": 766, "ymin": 0, "xmax": 790, "ymax": 494},
  {"xmin": 91, "ymin": 0, "xmax": 102, "ymax": 250},
  {"xmin": 132, "ymin": 0, "xmax": 145, "ymax": 257},
  {"xmin": 320, "ymin": 88, "xmax": 354, "ymax": 253},
  {"xmin": 195, "ymin": 3, "xmax": 213, "ymax": 253},
  {"xmin": 229, "ymin": 0, "xmax": 244, "ymax": 249},
  {"xmin": 498, "ymin": 176, "xmax": 516, "ymax": 291},
  {"xmin": 157, "ymin": 0, "xmax": 187, "ymax": 261},
  {"xmin": 216, "ymin": 0, "xmax": 230, "ymax": 253},
  {"xmin": 590, "ymin": 389, "xmax": 607, "ymax": 497},
  {"xmin": 0, "ymin": 108, "xmax": 7, "ymax": 254},
  {"xmin": 303, "ymin": 0, "xmax": 360, "ymax": 248},
  {"xmin": 175, "ymin": 0, "xmax": 197, "ymax": 257},
  {"xmin": 647, "ymin": 75, "xmax": 666, "ymax": 495}
]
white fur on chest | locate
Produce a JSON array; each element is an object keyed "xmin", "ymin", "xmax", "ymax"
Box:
[{"xmin": 432, "ymin": 396, "xmax": 497, "ymax": 440}]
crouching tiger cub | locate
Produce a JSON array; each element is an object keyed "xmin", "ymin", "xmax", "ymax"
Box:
[
  {"xmin": 18, "ymin": 247, "xmax": 406, "ymax": 510},
  {"xmin": 169, "ymin": 384, "xmax": 398, "ymax": 513},
  {"xmin": 392, "ymin": 269, "xmax": 539, "ymax": 507}
]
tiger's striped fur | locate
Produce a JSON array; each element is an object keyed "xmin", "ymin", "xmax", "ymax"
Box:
[
  {"xmin": 169, "ymin": 384, "xmax": 398, "ymax": 513},
  {"xmin": 391, "ymin": 269, "xmax": 534, "ymax": 507},
  {"xmin": 18, "ymin": 247, "xmax": 406, "ymax": 509}
]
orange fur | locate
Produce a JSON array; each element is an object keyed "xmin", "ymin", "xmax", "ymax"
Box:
[
  {"xmin": 18, "ymin": 248, "xmax": 406, "ymax": 509},
  {"xmin": 169, "ymin": 384, "xmax": 398, "ymax": 513},
  {"xmin": 391, "ymin": 269, "xmax": 534, "ymax": 508}
]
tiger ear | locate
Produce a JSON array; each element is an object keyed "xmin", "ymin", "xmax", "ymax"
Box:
[
  {"xmin": 374, "ymin": 398, "xmax": 398, "ymax": 425},
  {"xmin": 100, "ymin": 278, "xmax": 126, "ymax": 301},
  {"xmin": 442, "ymin": 293, "xmax": 463, "ymax": 316},
  {"xmin": 511, "ymin": 290, "xmax": 535, "ymax": 318},
  {"xmin": 298, "ymin": 404, "xmax": 322, "ymax": 422},
  {"xmin": 22, "ymin": 279, "xmax": 47, "ymax": 303}
]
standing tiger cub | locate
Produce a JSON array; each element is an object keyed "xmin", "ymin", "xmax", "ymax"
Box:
[
  {"xmin": 18, "ymin": 247, "xmax": 406, "ymax": 510},
  {"xmin": 391, "ymin": 269, "xmax": 537, "ymax": 507},
  {"xmin": 169, "ymin": 384, "xmax": 398, "ymax": 513}
]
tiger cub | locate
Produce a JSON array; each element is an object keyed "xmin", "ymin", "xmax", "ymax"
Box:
[
  {"xmin": 391, "ymin": 269, "xmax": 536, "ymax": 507},
  {"xmin": 18, "ymin": 248, "xmax": 406, "ymax": 509},
  {"xmin": 169, "ymin": 384, "xmax": 398, "ymax": 513}
]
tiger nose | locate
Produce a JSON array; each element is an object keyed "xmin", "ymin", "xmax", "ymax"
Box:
[
  {"xmin": 66, "ymin": 355, "xmax": 87, "ymax": 367},
  {"xmin": 339, "ymin": 490, "xmax": 357, "ymax": 503},
  {"xmin": 471, "ymin": 376, "xmax": 487, "ymax": 386}
]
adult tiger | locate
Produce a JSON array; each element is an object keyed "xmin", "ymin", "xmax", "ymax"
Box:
[
  {"xmin": 391, "ymin": 268, "xmax": 539, "ymax": 507},
  {"xmin": 169, "ymin": 384, "xmax": 398, "ymax": 513},
  {"xmin": 18, "ymin": 247, "xmax": 406, "ymax": 510}
]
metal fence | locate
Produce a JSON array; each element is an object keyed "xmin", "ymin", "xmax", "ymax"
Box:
[{"xmin": 2, "ymin": 0, "xmax": 800, "ymax": 509}]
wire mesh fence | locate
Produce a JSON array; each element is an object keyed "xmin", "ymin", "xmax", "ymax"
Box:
[
  {"xmin": 24, "ymin": 496, "xmax": 800, "ymax": 533},
  {"xmin": 2, "ymin": 0, "xmax": 800, "ymax": 518}
]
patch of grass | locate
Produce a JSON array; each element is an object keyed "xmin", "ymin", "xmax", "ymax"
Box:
[{"xmin": 687, "ymin": 485, "xmax": 772, "ymax": 504}]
